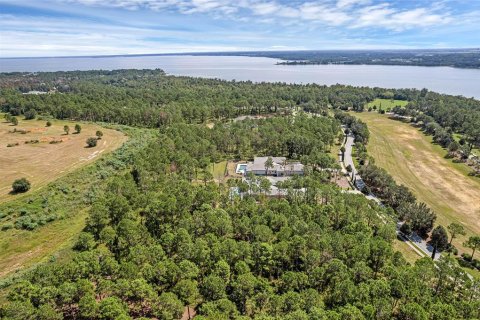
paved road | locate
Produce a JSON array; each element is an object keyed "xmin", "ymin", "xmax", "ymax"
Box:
[
  {"xmin": 402, "ymin": 224, "xmax": 441, "ymax": 260},
  {"xmin": 340, "ymin": 133, "xmax": 366, "ymax": 190},
  {"xmin": 340, "ymin": 129, "xmax": 441, "ymax": 260}
]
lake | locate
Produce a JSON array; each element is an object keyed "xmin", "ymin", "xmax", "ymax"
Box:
[{"xmin": 1, "ymin": 55, "xmax": 479, "ymax": 98}]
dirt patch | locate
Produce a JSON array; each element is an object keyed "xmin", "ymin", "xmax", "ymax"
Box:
[
  {"xmin": 0, "ymin": 117, "xmax": 127, "ymax": 201},
  {"xmin": 30, "ymin": 127, "xmax": 47, "ymax": 133},
  {"xmin": 333, "ymin": 175, "xmax": 351, "ymax": 189},
  {"xmin": 181, "ymin": 306, "xmax": 196, "ymax": 320}
]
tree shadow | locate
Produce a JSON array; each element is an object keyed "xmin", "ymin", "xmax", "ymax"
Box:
[{"xmin": 8, "ymin": 189, "xmax": 28, "ymax": 195}]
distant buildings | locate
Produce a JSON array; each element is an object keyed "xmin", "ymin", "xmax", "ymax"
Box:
[{"xmin": 245, "ymin": 156, "xmax": 304, "ymax": 176}]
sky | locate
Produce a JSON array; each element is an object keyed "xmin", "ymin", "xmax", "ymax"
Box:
[{"xmin": 0, "ymin": 0, "xmax": 479, "ymax": 57}]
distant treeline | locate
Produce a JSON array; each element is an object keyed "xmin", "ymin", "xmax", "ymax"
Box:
[
  {"xmin": 194, "ymin": 49, "xmax": 480, "ymax": 69},
  {"xmin": 2, "ymin": 69, "xmax": 479, "ymax": 129}
]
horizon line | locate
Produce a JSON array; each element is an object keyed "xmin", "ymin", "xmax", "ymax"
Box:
[{"xmin": 1, "ymin": 47, "xmax": 479, "ymax": 60}]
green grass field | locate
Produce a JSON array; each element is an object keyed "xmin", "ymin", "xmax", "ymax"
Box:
[
  {"xmin": 393, "ymin": 238, "xmax": 423, "ymax": 264},
  {"xmin": 354, "ymin": 112, "xmax": 480, "ymax": 254},
  {"xmin": 0, "ymin": 210, "xmax": 87, "ymax": 279},
  {"xmin": 208, "ymin": 160, "xmax": 228, "ymax": 181},
  {"xmin": 365, "ymin": 98, "xmax": 408, "ymax": 111}
]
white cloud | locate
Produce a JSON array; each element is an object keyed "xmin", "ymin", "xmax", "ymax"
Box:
[
  {"xmin": 351, "ymin": 4, "xmax": 452, "ymax": 31},
  {"xmin": 0, "ymin": 0, "xmax": 478, "ymax": 57},
  {"xmin": 336, "ymin": 0, "xmax": 371, "ymax": 8},
  {"xmin": 299, "ymin": 3, "xmax": 351, "ymax": 25},
  {"xmin": 56, "ymin": 0, "xmax": 457, "ymax": 31}
]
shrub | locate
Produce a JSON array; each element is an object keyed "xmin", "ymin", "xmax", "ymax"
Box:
[
  {"xmin": 64, "ymin": 125, "xmax": 70, "ymax": 135},
  {"xmin": 473, "ymin": 259, "xmax": 480, "ymax": 270},
  {"xmin": 11, "ymin": 117, "xmax": 18, "ymax": 126},
  {"xmin": 461, "ymin": 253, "xmax": 472, "ymax": 262},
  {"xmin": 24, "ymin": 110, "xmax": 37, "ymax": 120},
  {"xmin": 86, "ymin": 137, "xmax": 98, "ymax": 148},
  {"xmin": 400, "ymin": 223, "xmax": 412, "ymax": 236},
  {"xmin": 15, "ymin": 215, "xmax": 38, "ymax": 230},
  {"xmin": 451, "ymin": 247, "xmax": 459, "ymax": 256},
  {"xmin": 74, "ymin": 232, "xmax": 96, "ymax": 251},
  {"xmin": 1, "ymin": 224, "xmax": 13, "ymax": 231},
  {"xmin": 75, "ymin": 124, "xmax": 82, "ymax": 134},
  {"xmin": 46, "ymin": 121, "xmax": 52, "ymax": 127},
  {"xmin": 46, "ymin": 214, "xmax": 57, "ymax": 223},
  {"xmin": 96, "ymin": 130, "xmax": 104, "ymax": 139},
  {"xmin": 12, "ymin": 178, "xmax": 31, "ymax": 193}
]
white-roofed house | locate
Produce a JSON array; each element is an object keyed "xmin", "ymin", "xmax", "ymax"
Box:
[{"xmin": 245, "ymin": 156, "xmax": 304, "ymax": 176}]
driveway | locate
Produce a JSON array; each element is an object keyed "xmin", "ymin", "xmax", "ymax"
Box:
[{"xmin": 340, "ymin": 129, "xmax": 440, "ymax": 260}]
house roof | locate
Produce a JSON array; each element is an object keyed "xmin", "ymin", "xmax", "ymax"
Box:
[{"xmin": 246, "ymin": 157, "xmax": 304, "ymax": 172}]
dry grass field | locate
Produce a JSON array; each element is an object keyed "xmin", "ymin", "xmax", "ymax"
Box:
[
  {"xmin": 0, "ymin": 115, "xmax": 127, "ymax": 201},
  {"xmin": 355, "ymin": 112, "xmax": 480, "ymax": 252}
]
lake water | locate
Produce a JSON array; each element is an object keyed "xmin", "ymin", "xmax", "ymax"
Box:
[{"xmin": 1, "ymin": 55, "xmax": 479, "ymax": 98}]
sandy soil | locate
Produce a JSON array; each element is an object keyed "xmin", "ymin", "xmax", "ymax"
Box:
[{"xmin": 0, "ymin": 117, "xmax": 127, "ymax": 201}]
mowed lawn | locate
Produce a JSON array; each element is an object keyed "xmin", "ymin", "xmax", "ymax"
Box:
[
  {"xmin": 355, "ymin": 112, "xmax": 480, "ymax": 252},
  {"xmin": 208, "ymin": 160, "xmax": 228, "ymax": 181},
  {"xmin": 366, "ymin": 98, "xmax": 408, "ymax": 111},
  {"xmin": 0, "ymin": 116, "xmax": 127, "ymax": 201}
]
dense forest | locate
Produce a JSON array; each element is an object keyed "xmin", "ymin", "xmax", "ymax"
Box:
[
  {"xmin": 1, "ymin": 70, "xmax": 480, "ymax": 319},
  {"xmin": 186, "ymin": 49, "xmax": 480, "ymax": 69}
]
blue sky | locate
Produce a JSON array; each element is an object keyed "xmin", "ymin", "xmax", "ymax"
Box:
[{"xmin": 0, "ymin": 0, "xmax": 479, "ymax": 57}]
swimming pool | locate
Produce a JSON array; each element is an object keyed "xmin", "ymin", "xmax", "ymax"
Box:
[{"xmin": 236, "ymin": 164, "xmax": 247, "ymax": 175}]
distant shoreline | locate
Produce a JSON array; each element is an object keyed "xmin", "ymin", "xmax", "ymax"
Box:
[{"xmin": 1, "ymin": 48, "xmax": 480, "ymax": 69}]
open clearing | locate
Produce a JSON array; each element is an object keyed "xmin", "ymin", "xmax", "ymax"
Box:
[
  {"xmin": 355, "ymin": 112, "xmax": 480, "ymax": 251},
  {"xmin": 0, "ymin": 210, "xmax": 87, "ymax": 279},
  {"xmin": 0, "ymin": 116, "xmax": 127, "ymax": 201},
  {"xmin": 365, "ymin": 98, "xmax": 408, "ymax": 111},
  {"xmin": 208, "ymin": 160, "xmax": 228, "ymax": 181}
]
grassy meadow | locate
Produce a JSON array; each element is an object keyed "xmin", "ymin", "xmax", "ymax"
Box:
[
  {"xmin": 366, "ymin": 98, "xmax": 408, "ymax": 111},
  {"xmin": 354, "ymin": 112, "xmax": 480, "ymax": 254}
]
